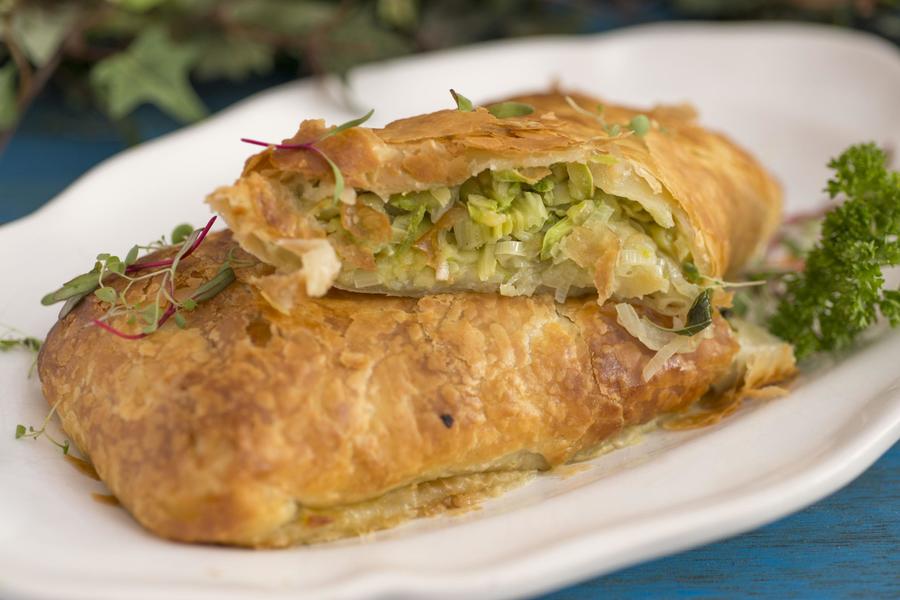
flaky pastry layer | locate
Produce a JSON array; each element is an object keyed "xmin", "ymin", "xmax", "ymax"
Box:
[{"xmin": 39, "ymin": 232, "xmax": 775, "ymax": 547}]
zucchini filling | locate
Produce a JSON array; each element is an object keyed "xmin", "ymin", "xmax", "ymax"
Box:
[{"xmin": 306, "ymin": 160, "xmax": 701, "ymax": 315}]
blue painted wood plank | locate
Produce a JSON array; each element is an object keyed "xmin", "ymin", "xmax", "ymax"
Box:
[{"xmin": 543, "ymin": 443, "xmax": 899, "ymax": 599}]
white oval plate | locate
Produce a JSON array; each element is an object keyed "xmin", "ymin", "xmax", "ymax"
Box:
[{"xmin": 1, "ymin": 22, "xmax": 899, "ymax": 600}]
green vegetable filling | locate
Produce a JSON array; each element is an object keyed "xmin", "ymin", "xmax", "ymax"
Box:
[{"xmin": 312, "ymin": 161, "xmax": 700, "ymax": 311}]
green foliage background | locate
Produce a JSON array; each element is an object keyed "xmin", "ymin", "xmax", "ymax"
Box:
[{"xmin": 0, "ymin": 0, "xmax": 897, "ymax": 144}]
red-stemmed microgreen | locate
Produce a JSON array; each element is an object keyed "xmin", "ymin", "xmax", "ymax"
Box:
[
  {"xmin": 241, "ymin": 109, "xmax": 374, "ymax": 203},
  {"xmin": 41, "ymin": 216, "xmax": 240, "ymax": 340}
]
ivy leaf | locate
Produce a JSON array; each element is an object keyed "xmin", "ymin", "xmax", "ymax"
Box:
[
  {"xmin": 227, "ymin": 0, "xmax": 337, "ymax": 36},
  {"xmin": 193, "ymin": 36, "xmax": 275, "ymax": 81},
  {"xmin": 0, "ymin": 62, "xmax": 17, "ymax": 129},
  {"xmin": 10, "ymin": 3, "xmax": 81, "ymax": 67},
  {"xmin": 377, "ymin": 0, "xmax": 418, "ymax": 30},
  {"xmin": 317, "ymin": 8, "xmax": 413, "ymax": 75},
  {"xmin": 90, "ymin": 27, "xmax": 207, "ymax": 123},
  {"xmin": 109, "ymin": 0, "xmax": 169, "ymax": 12}
]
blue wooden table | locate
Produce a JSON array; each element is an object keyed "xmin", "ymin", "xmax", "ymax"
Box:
[{"xmin": 2, "ymin": 83, "xmax": 897, "ymax": 600}]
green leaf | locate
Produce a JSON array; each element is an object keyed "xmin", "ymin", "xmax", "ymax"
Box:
[
  {"xmin": 94, "ymin": 287, "xmax": 117, "ymax": 304},
  {"xmin": 487, "ymin": 102, "xmax": 534, "ymax": 119},
  {"xmin": 652, "ymin": 289, "xmax": 714, "ymax": 337},
  {"xmin": 125, "ymin": 245, "xmax": 140, "ymax": 265},
  {"xmin": 769, "ymin": 144, "xmax": 900, "ymax": 358},
  {"xmin": 450, "ymin": 89, "xmax": 473, "ymax": 112},
  {"xmin": 181, "ymin": 298, "xmax": 197, "ymax": 311},
  {"xmin": 227, "ymin": 0, "xmax": 337, "ymax": 36},
  {"xmin": 0, "ymin": 62, "xmax": 17, "ymax": 129},
  {"xmin": 191, "ymin": 266, "xmax": 236, "ymax": 303},
  {"xmin": 90, "ymin": 27, "xmax": 207, "ymax": 123},
  {"xmin": 140, "ymin": 304, "xmax": 160, "ymax": 325},
  {"xmin": 15, "ymin": 424, "xmax": 26, "ymax": 439},
  {"xmin": 109, "ymin": 0, "xmax": 168, "ymax": 13},
  {"xmin": 193, "ymin": 36, "xmax": 275, "ymax": 81},
  {"xmin": 674, "ymin": 289, "xmax": 713, "ymax": 336},
  {"xmin": 106, "ymin": 257, "xmax": 125, "ymax": 274},
  {"xmin": 629, "ymin": 114, "xmax": 651, "ymax": 137},
  {"xmin": 316, "ymin": 8, "xmax": 412, "ymax": 75},
  {"xmin": 682, "ymin": 261, "xmax": 702, "ymax": 284},
  {"xmin": 377, "ymin": 0, "xmax": 418, "ymax": 29},
  {"xmin": 42, "ymin": 268, "xmax": 101, "ymax": 305},
  {"xmin": 1, "ymin": 335, "xmax": 40, "ymax": 353},
  {"xmin": 319, "ymin": 151, "xmax": 345, "ymax": 202},
  {"xmin": 319, "ymin": 109, "xmax": 375, "ymax": 141},
  {"xmin": 174, "ymin": 312, "xmax": 187, "ymax": 329},
  {"xmin": 171, "ymin": 223, "xmax": 194, "ymax": 245},
  {"xmin": 881, "ymin": 289, "xmax": 900, "ymax": 327},
  {"xmin": 58, "ymin": 293, "xmax": 91, "ymax": 319},
  {"xmin": 10, "ymin": 4, "xmax": 80, "ymax": 67}
]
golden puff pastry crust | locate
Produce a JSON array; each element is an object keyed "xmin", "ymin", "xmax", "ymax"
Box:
[
  {"xmin": 38, "ymin": 231, "xmax": 741, "ymax": 547},
  {"xmin": 208, "ymin": 90, "xmax": 781, "ymax": 304}
]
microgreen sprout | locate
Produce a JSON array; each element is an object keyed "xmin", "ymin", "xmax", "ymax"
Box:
[
  {"xmin": 486, "ymin": 102, "xmax": 534, "ymax": 119},
  {"xmin": 1, "ymin": 327, "xmax": 42, "ymax": 377},
  {"xmin": 41, "ymin": 216, "xmax": 238, "ymax": 340},
  {"xmin": 0, "ymin": 335, "xmax": 41, "ymax": 353},
  {"xmin": 241, "ymin": 109, "xmax": 374, "ymax": 203},
  {"xmin": 449, "ymin": 89, "xmax": 534, "ymax": 118},
  {"xmin": 450, "ymin": 89, "xmax": 473, "ymax": 112},
  {"xmin": 565, "ymin": 95, "xmax": 652, "ymax": 141},
  {"xmin": 629, "ymin": 115, "xmax": 651, "ymax": 137},
  {"xmin": 683, "ymin": 260, "xmax": 767, "ymax": 289},
  {"xmin": 15, "ymin": 398, "xmax": 69, "ymax": 455}
]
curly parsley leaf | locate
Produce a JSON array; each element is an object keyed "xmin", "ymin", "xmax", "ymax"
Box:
[{"xmin": 769, "ymin": 143, "xmax": 900, "ymax": 359}]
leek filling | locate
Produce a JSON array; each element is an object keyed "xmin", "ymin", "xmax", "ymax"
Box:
[{"xmin": 309, "ymin": 161, "xmax": 702, "ymax": 316}]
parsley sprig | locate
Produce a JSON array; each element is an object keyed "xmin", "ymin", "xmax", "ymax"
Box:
[{"xmin": 768, "ymin": 144, "xmax": 900, "ymax": 359}]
